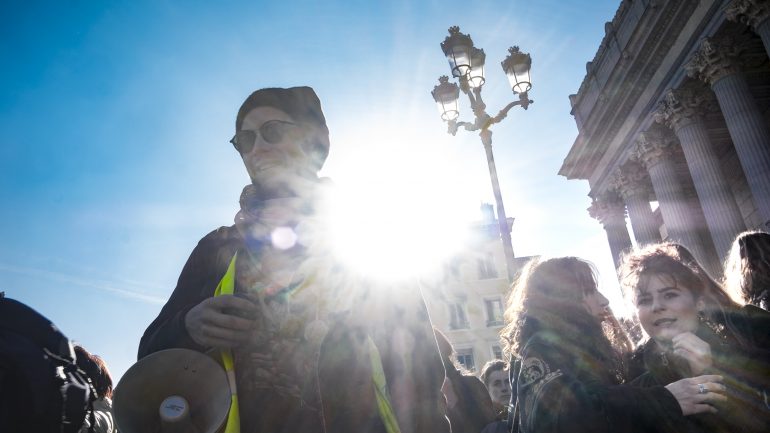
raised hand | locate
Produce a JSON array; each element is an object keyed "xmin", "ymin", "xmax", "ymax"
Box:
[
  {"xmin": 672, "ymin": 331, "xmax": 713, "ymax": 375},
  {"xmin": 185, "ymin": 295, "xmax": 258, "ymax": 349}
]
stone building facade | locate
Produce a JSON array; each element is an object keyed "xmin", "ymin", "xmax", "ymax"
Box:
[
  {"xmin": 422, "ymin": 204, "xmax": 532, "ymax": 372},
  {"xmin": 561, "ymin": 0, "xmax": 770, "ymax": 277}
]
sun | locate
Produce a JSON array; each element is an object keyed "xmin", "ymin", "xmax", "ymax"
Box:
[{"xmin": 320, "ymin": 125, "xmax": 479, "ymax": 282}]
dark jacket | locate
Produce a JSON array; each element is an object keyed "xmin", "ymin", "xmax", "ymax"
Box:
[
  {"xmin": 138, "ymin": 222, "xmax": 450, "ymax": 433},
  {"xmin": 628, "ymin": 305, "xmax": 770, "ymax": 433},
  {"xmin": 446, "ymin": 372, "xmax": 496, "ymax": 433},
  {"xmin": 511, "ymin": 331, "xmax": 684, "ymax": 433}
]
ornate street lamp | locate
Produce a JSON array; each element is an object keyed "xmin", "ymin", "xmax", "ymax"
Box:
[
  {"xmin": 431, "ymin": 76, "xmax": 460, "ymax": 121},
  {"xmin": 431, "ymin": 26, "xmax": 534, "ymax": 282},
  {"xmin": 441, "ymin": 26, "xmax": 474, "ymax": 78},
  {"xmin": 501, "ymin": 46, "xmax": 531, "ymax": 94},
  {"xmin": 468, "ymin": 48, "xmax": 486, "ymax": 89}
]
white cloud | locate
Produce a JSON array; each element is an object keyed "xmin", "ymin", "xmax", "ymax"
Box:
[{"xmin": 0, "ymin": 263, "xmax": 167, "ymax": 305}]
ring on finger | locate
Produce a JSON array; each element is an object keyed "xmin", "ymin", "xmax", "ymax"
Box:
[{"xmin": 698, "ymin": 383, "xmax": 707, "ymax": 394}]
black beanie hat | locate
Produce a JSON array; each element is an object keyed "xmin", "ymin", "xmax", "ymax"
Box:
[{"xmin": 236, "ymin": 86, "xmax": 330, "ymax": 171}]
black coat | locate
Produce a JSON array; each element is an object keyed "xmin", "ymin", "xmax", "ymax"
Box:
[
  {"xmin": 511, "ymin": 331, "xmax": 685, "ymax": 433},
  {"xmin": 446, "ymin": 372, "xmax": 496, "ymax": 433},
  {"xmin": 627, "ymin": 306, "xmax": 770, "ymax": 433},
  {"xmin": 138, "ymin": 222, "xmax": 450, "ymax": 433}
]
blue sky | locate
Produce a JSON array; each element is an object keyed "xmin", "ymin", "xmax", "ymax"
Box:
[{"xmin": 1, "ymin": 0, "xmax": 623, "ymax": 381}]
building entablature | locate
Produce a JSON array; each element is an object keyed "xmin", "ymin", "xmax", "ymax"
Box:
[
  {"xmin": 561, "ymin": 0, "xmax": 770, "ymax": 276},
  {"xmin": 561, "ymin": 0, "xmax": 722, "ymax": 183}
]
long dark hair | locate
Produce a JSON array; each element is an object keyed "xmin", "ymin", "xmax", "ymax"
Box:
[
  {"xmin": 620, "ymin": 242, "xmax": 746, "ymax": 346},
  {"xmin": 724, "ymin": 230, "xmax": 770, "ymax": 310},
  {"xmin": 435, "ymin": 328, "xmax": 496, "ymax": 431},
  {"xmin": 74, "ymin": 345, "xmax": 113, "ymax": 399},
  {"xmin": 500, "ymin": 257, "xmax": 630, "ymax": 384}
]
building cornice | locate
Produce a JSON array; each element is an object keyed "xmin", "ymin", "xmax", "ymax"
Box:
[
  {"xmin": 571, "ymin": 0, "xmax": 635, "ymax": 109},
  {"xmin": 560, "ymin": 0, "xmax": 711, "ymax": 181}
]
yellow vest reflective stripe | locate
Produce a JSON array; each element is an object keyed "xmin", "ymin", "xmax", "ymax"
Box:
[
  {"xmin": 367, "ymin": 336, "xmax": 402, "ymax": 433},
  {"xmin": 214, "ymin": 253, "xmax": 241, "ymax": 433},
  {"xmin": 213, "ymin": 252, "xmax": 402, "ymax": 433}
]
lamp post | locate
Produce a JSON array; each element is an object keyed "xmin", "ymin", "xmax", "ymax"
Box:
[{"xmin": 431, "ymin": 26, "xmax": 533, "ymax": 283}]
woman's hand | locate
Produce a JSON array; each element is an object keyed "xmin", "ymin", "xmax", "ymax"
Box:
[
  {"xmin": 185, "ymin": 295, "xmax": 257, "ymax": 349},
  {"xmin": 672, "ymin": 332, "xmax": 713, "ymax": 375},
  {"xmin": 665, "ymin": 375, "xmax": 726, "ymax": 415}
]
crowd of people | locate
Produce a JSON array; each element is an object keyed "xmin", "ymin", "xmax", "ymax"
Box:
[
  {"xmin": 2, "ymin": 85, "xmax": 770, "ymax": 433},
  {"xmin": 499, "ymin": 241, "xmax": 770, "ymax": 433}
]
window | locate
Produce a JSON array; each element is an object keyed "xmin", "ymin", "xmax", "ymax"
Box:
[
  {"xmin": 455, "ymin": 348, "xmax": 475, "ymax": 372},
  {"xmin": 443, "ymin": 258, "xmax": 463, "ymax": 281},
  {"xmin": 485, "ymin": 298, "xmax": 504, "ymax": 326},
  {"xmin": 491, "ymin": 345, "xmax": 503, "ymax": 360},
  {"xmin": 477, "ymin": 252, "xmax": 498, "ymax": 279},
  {"xmin": 449, "ymin": 302, "xmax": 469, "ymax": 329}
]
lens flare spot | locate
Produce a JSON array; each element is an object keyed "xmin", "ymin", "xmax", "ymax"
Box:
[{"xmin": 271, "ymin": 226, "xmax": 298, "ymax": 250}]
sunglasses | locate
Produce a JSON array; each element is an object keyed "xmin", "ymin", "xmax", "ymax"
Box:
[{"xmin": 230, "ymin": 120, "xmax": 297, "ymax": 154}]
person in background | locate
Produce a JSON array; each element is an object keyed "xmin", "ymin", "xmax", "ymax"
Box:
[
  {"xmin": 724, "ymin": 230, "xmax": 770, "ymax": 311},
  {"xmin": 480, "ymin": 360, "xmax": 511, "ymax": 416},
  {"xmin": 138, "ymin": 86, "xmax": 449, "ymax": 433},
  {"xmin": 435, "ymin": 329, "xmax": 495, "ymax": 433},
  {"xmin": 0, "ymin": 296, "xmax": 93, "ymax": 433},
  {"xmin": 478, "ymin": 359, "xmax": 511, "ymax": 433},
  {"xmin": 501, "ymin": 256, "xmax": 722, "ymax": 433},
  {"xmin": 621, "ymin": 242, "xmax": 770, "ymax": 433},
  {"xmin": 74, "ymin": 345, "xmax": 115, "ymax": 433}
]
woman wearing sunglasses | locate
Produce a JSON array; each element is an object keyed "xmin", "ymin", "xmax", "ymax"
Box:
[
  {"xmin": 501, "ymin": 256, "xmax": 721, "ymax": 433},
  {"xmin": 138, "ymin": 87, "xmax": 450, "ymax": 433},
  {"xmin": 621, "ymin": 243, "xmax": 770, "ymax": 433}
]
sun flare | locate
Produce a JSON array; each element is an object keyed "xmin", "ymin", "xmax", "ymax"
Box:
[{"xmin": 321, "ymin": 127, "xmax": 479, "ymax": 281}]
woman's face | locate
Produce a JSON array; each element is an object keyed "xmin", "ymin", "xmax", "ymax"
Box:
[
  {"xmin": 239, "ymin": 106, "xmax": 313, "ymax": 192},
  {"xmin": 582, "ymin": 289, "xmax": 610, "ymax": 321},
  {"xmin": 634, "ymin": 273, "xmax": 704, "ymax": 346}
]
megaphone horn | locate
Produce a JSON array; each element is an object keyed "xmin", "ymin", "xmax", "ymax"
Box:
[{"xmin": 113, "ymin": 348, "xmax": 231, "ymax": 433}]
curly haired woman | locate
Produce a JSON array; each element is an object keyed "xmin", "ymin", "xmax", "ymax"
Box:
[
  {"xmin": 501, "ymin": 256, "xmax": 719, "ymax": 433},
  {"xmin": 621, "ymin": 243, "xmax": 770, "ymax": 433}
]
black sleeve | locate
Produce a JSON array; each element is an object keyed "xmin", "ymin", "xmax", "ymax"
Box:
[
  {"xmin": 376, "ymin": 283, "xmax": 451, "ymax": 433},
  {"xmin": 712, "ymin": 342, "xmax": 770, "ymax": 392},
  {"xmin": 318, "ymin": 284, "xmax": 451, "ymax": 433},
  {"xmin": 739, "ymin": 305, "xmax": 770, "ymax": 351},
  {"xmin": 515, "ymin": 342, "xmax": 683, "ymax": 433},
  {"xmin": 600, "ymin": 381, "xmax": 684, "ymax": 433},
  {"xmin": 703, "ymin": 306, "xmax": 770, "ymax": 421},
  {"xmin": 708, "ymin": 340, "xmax": 770, "ymax": 428},
  {"xmin": 515, "ymin": 342, "xmax": 606, "ymax": 433},
  {"xmin": 137, "ymin": 228, "xmax": 236, "ymax": 359}
]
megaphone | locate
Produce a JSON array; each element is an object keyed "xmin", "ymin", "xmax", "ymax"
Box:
[{"xmin": 113, "ymin": 348, "xmax": 231, "ymax": 433}]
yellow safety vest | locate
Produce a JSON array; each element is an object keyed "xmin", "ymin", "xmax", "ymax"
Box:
[
  {"xmin": 367, "ymin": 335, "xmax": 402, "ymax": 433},
  {"xmin": 213, "ymin": 252, "xmax": 401, "ymax": 433},
  {"xmin": 213, "ymin": 253, "xmax": 241, "ymax": 433}
]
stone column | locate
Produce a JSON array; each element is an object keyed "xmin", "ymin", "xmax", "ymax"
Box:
[
  {"xmin": 588, "ymin": 191, "xmax": 633, "ymax": 270},
  {"xmin": 611, "ymin": 161, "xmax": 661, "ymax": 246},
  {"xmin": 726, "ymin": 0, "xmax": 770, "ymax": 59},
  {"xmin": 635, "ymin": 125, "xmax": 715, "ymax": 268},
  {"xmin": 654, "ymin": 85, "xmax": 746, "ymax": 260},
  {"xmin": 686, "ymin": 36, "xmax": 770, "ymax": 227}
]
